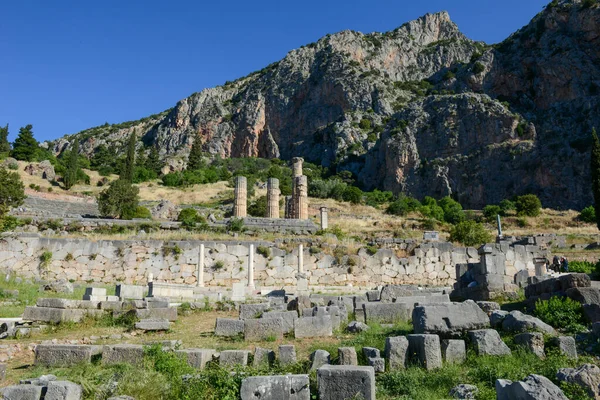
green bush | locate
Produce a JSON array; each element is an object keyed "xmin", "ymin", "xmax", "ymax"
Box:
[
  {"xmin": 0, "ymin": 215, "xmax": 20, "ymax": 232},
  {"xmin": 98, "ymin": 179, "xmax": 139, "ymax": 220},
  {"xmin": 364, "ymin": 190, "xmax": 394, "ymax": 207},
  {"xmin": 177, "ymin": 208, "xmax": 207, "ymax": 229},
  {"xmin": 228, "ymin": 217, "xmax": 244, "ymax": 232},
  {"xmin": 256, "ymin": 245, "xmax": 270, "ymax": 258},
  {"xmin": 533, "ymin": 296, "xmax": 585, "ymax": 332},
  {"xmin": 449, "ymin": 220, "xmax": 492, "ymax": 247},
  {"xmin": 515, "ymin": 194, "xmax": 542, "ymax": 217},
  {"xmin": 499, "ymin": 199, "xmax": 516, "ymax": 213},
  {"xmin": 579, "ymin": 206, "xmax": 596, "ymax": 223},
  {"xmin": 387, "ymin": 196, "xmax": 421, "ymax": 216},
  {"xmin": 438, "ymin": 196, "xmax": 464, "ymax": 224},
  {"xmin": 483, "ymin": 205, "xmax": 502, "ymax": 221},
  {"xmin": 342, "ymin": 186, "xmax": 363, "ymax": 204},
  {"xmin": 247, "ymin": 195, "xmax": 267, "ymax": 217},
  {"xmin": 132, "ymin": 206, "xmax": 152, "ymax": 219},
  {"xmin": 359, "ymin": 119, "xmax": 371, "ymax": 130},
  {"xmin": 419, "ymin": 204, "xmax": 445, "ymax": 222},
  {"xmin": 568, "ymin": 260, "xmax": 595, "ymax": 274},
  {"xmin": 473, "ymin": 62, "xmax": 485, "ymax": 74}
]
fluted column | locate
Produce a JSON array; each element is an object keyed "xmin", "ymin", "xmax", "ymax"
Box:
[
  {"xmin": 233, "ymin": 176, "xmax": 247, "ymax": 218},
  {"xmin": 266, "ymin": 178, "xmax": 280, "ymax": 218},
  {"xmin": 295, "ymin": 175, "xmax": 308, "ymax": 220}
]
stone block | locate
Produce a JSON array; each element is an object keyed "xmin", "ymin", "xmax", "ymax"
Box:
[
  {"xmin": 412, "ymin": 300, "xmax": 490, "ymax": 338},
  {"xmin": 102, "ymin": 344, "xmax": 145, "ymax": 366},
  {"xmin": 583, "ymin": 304, "xmax": 600, "ymax": 323},
  {"xmin": 231, "ymin": 282, "xmax": 246, "ymax": 302},
  {"xmin": 317, "ymin": 365, "xmax": 375, "ymax": 400},
  {"xmin": 24, "ymin": 307, "xmax": 103, "ymax": 323},
  {"xmin": 175, "ymin": 349, "xmax": 216, "ymax": 369},
  {"xmin": 220, "ymin": 350, "xmax": 249, "ymax": 367},
  {"xmin": 441, "ymin": 339, "xmax": 466, "ymax": 364},
  {"xmin": 244, "ymin": 318, "xmax": 284, "ymax": 341},
  {"xmin": 239, "ymin": 303, "xmax": 270, "ymax": 319},
  {"xmin": 35, "ymin": 344, "xmax": 101, "ymax": 367},
  {"xmin": 496, "ymin": 374, "xmax": 568, "ymax": 400},
  {"xmin": 294, "ymin": 316, "xmax": 332, "ymax": 338},
  {"xmin": 240, "ymin": 374, "xmax": 310, "ymax": 400},
  {"xmin": 557, "ymin": 364, "xmax": 600, "ymax": 399},
  {"xmin": 476, "ymin": 301, "xmax": 500, "ymax": 315},
  {"xmin": 135, "ymin": 318, "xmax": 170, "ymax": 331},
  {"xmin": 45, "ymin": 380, "xmax": 83, "ymax": 400},
  {"xmin": 363, "ymin": 303, "xmax": 410, "ymax": 324},
  {"xmin": 310, "ymin": 350, "xmax": 330, "ymax": 370},
  {"xmin": 100, "ymin": 301, "xmax": 123, "ymax": 311},
  {"xmin": 502, "ymin": 311, "xmax": 556, "ymax": 335},
  {"xmin": 338, "ymin": 347, "xmax": 358, "ymax": 366},
  {"xmin": 36, "ymin": 298, "xmax": 100, "ymax": 309},
  {"xmin": 279, "ymin": 345, "xmax": 296, "ymax": 366},
  {"xmin": 385, "ymin": 336, "xmax": 409, "ymax": 370},
  {"xmin": 0, "ymin": 384, "xmax": 44, "ymax": 400},
  {"xmin": 116, "ymin": 284, "xmax": 145, "ymax": 300},
  {"xmin": 253, "ymin": 347, "xmax": 275, "ymax": 368},
  {"xmin": 548, "ymin": 336, "xmax": 577, "ymax": 359},
  {"xmin": 0, "ymin": 363, "xmax": 5, "ymax": 381},
  {"xmin": 566, "ymin": 287, "xmax": 600, "ymax": 305},
  {"xmin": 145, "ymin": 298, "xmax": 170, "ymax": 308},
  {"xmin": 368, "ymin": 356, "xmax": 385, "ymax": 373},
  {"xmin": 262, "ymin": 311, "xmax": 298, "ymax": 334},
  {"xmin": 215, "ymin": 318, "xmax": 245, "ymax": 337},
  {"xmin": 490, "ymin": 310, "xmax": 509, "ymax": 329},
  {"xmin": 134, "ymin": 307, "xmax": 177, "ymax": 322},
  {"xmin": 366, "ymin": 290, "xmax": 380, "ymax": 302},
  {"xmin": 468, "ymin": 329, "xmax": 511, "ymax": 356},
  {"xmin": 407, "ymin": 334, "xmax": 442, "ymax": 370}
]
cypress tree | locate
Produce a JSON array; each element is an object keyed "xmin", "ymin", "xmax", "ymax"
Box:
[
  {"xmin": 0, "ymin": 124, "xmax": 10, "ymax": 154},
  {"xmin": 186, "ymin": 134, "xmax": 205, "ymax": 171},
  {"xmin": 145, "ymin": 146, "xmax": 162, "ymax": 174},
  {"xmin": 11, "ymin": 125, "xmax": 39, "ymax": 161},
  {"xmin": 592, "ymin": 128, "xmax": 600, "ymax": 230},
  {"xmin": 63, "ymin": 141, "xmax": 79, "ymax": 190},
  {"xmin": 121, "ymin": 130, "xmax": 136, "ymax": 181}
]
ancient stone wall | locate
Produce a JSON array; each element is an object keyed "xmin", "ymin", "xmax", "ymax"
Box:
[{"xmin": 0, "ymin": 234, "xmax": 483, "ymax": 288}]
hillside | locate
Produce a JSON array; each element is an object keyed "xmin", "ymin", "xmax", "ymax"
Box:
[{"xmin": 50, "ymin": 1, "xmax": 600, "ymax": 210}]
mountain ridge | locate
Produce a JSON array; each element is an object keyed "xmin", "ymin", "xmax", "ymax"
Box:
[{"xmin": 50, "ymin": 2, "xmax": 600, "ymax": 209}]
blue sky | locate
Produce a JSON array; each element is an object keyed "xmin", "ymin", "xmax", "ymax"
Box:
[{"xmin": 1, "ymin": 0, "xmax": 549, "ymax": 142}]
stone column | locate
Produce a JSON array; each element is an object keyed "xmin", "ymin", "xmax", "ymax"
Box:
[
  {"xmin": 295, "ymin": 175, "xmax": 308, "ymax": 220},
  {"xmin": 266, "ymin": 178, "xmax": 280, "ymax": 218},
  {"xmin": 233, "ymin": 176, "xmax": 247, "ymax": 218},
  {"xmin": 247, "ymin": 244, "xmax": 255, "ymax": 289},
  {"xmin": 292, "ymin": 157, "xmax": 304, "ymax": 177},
  {"xmin": 298, "ymin": 244, "xmax": 304, "ymax": 274},
  {"xmin": 285, "ymin": 196, "xmax": 293, "ymax": 219},
  {"xmin": 197, "ymin": 243, "xmax": 205, "ymax": 287},
  {"xmin": 320, "ymin": 207, "xmax": 328, "ymax": 230}
]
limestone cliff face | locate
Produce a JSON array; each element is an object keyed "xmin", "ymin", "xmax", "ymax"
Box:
[{"xmin": 52, "ymin": 2, "xmax": 600, "ymax": 209}]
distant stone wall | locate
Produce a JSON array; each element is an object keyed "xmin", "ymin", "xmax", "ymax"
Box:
[{"xmin": 0, "ymin": 233, "xmax": 483, "ymax": 288}]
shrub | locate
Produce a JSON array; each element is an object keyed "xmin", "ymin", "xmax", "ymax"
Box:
[
  {"xmin": 419, "ymin": 204, "xmax": 445, "ymax": 222},
  {"xmin": 39, "ymin": 250, "xmax": 52, "ymax": 267},
  {"xmin": 499, "ymin": 199, "xmax": 516, "ymax": 213},
  {"xmin": 132, "ymin": 206, "xmax": 152, "ymax": 219},
  {"xmin": 342, "ymin": 186, "xmax": 363, "ymax": 204},
  {"xmin": 177, "ymin": 208, "xmax": 206, "ymax": 229},
  {"xmin": 366, "ymin": 245, "xmax": 378, "ymax": 256},
  {"xmin": 443, "ymin": 70, "xmax": 455, "ymax": 80},
  {"xmin": 483, "ymin": 205, "xmax": 502, "ymax": 221},
  {"xmin": 257, "ymin": 245, "xmax": 270, "ymax": 258},
  {"xmin": 449, "ymin": 220, "xmax": 492, "ymax": 246},
  {"xmin": 515, "ymin": 194, "xmax": 542, "ymax": 217},
  {"xmin": 579, "ymin": 206, "xmax": 596, "ymax": 223},
  {"xmin": 387, "ymin": 196, "xmax": 421, "ymax": 216},
  {"xmin": 213, "ymin": 260, "xmax": 225, "ymax": 270},
  {"xmin": 473, "ymin": 62, "xmax": 485, "ymax": 74},
  {"xmin": 7, "ymin": 162, "xmax": 18, "ymax": 170},
  {"xmin": 248, "ymin": 195, "xmax": 267, "ymax": 217},
  {"xmin": 0, "ymin": 215, "xmax": 20, "ymax": 232},
  {"xmin": 0, "ymin": 167, "xmax": 26, "ymax": 216},
  {"xmin": 568, "ymin": 260, "xmax": 595, "ymax": 274},
  {"xmin": 228, "ymin": 217, "xmax": 244, "ymax": 232},
  {"xmin": 438, "ymin": 196, "xmax": 464, "ymax": 224},
  {"xmin": 364, "ymin": 190, "xmax": 394, "ymax": 207},
  {"xmin": 359, "ymin": 119, "xmax": 371, "ymax": 130},
  {"xmin": 533, "ymin": 297, "xmax": 585, "ymax": 332}
]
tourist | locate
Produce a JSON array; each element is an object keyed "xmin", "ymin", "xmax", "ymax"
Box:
[
  {"xmin": 561, "ymin": 257, "xmax": 569, "ymax": 272},
  {"xmin": 552, "ymin": 255, "xmax": 560, "ymax": 272}
]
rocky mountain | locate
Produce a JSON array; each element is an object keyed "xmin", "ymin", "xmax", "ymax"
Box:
[{"xmin": 51, "ymin": 0, "xmax": 600, "ymax": 209}]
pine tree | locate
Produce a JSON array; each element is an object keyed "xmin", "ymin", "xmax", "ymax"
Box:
[
  {"xmin": 0, "ymin": 124, "xmax": 10, "ymax": 154},
  {"xmin": 63, "ymin": 141, "xmax": 79, "ymax": 190},
  {"xmin": 186, "ymin": 134, "xmax": 205, "ymax": 171},
  {"xmin": 145, "ymin": 146, "xmax": 162, "ymax": 174},
  {"xmin": 121, "ymin": 130, "xmax": 136, "ymax": 181},
  {"xmin": 11, "ymin": 125, "xmax": 39, "ymax": 161},
  {"xmin": 592, "ymin": 128, "xmax": 600, "ymax": 230}
]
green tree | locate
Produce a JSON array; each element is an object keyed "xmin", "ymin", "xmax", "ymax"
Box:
[
  {"xmin": 438, "ymin": 196, "xmax": 465, "ymax": 224},
  {"xmin": 342, "ymin": 186, "xmax": 363, "ymax": 204},
  {"xmin": 515, "ymin": 194, "xmax": 542, "ymax": 217},
  {"xmin": 11, "ymin": 125, "xmax": 39, "ymax": 161},
  {"xmin": 248, "ymin": 195, "xmax": 268, "ymax": 217},
  {"xmin": 98, "ymin": 179, "xmax": 139, "ymax": 219},
  {"xmin": 63, "ymin": 141, "xmax": 79, "ymax": 190},
  {"xmin": 592, "ymin": 128, "xmax": 600, "ymax": 230},
  {"xmin": 0, "ymin": 124, "xmax": 10, "ymax": 154},
  {"xmin": 121, "ymin": 131, "xmax": 137, "ymax": 181},
  {"xmin": 187, "ymin": 135, "xmax": 205, "ymax": 171},
  {"xmin": 0, "ymin": 167, "xmax": 26, "ymax": 217},
  {"xmin": 449, "ymin": 220, "xmax": 492, "ymax": 246},
  {"xmin": 145, "ymin": 146, "xmax": 163, "ymax": 175}
]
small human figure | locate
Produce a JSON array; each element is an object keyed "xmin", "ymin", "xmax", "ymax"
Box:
[
  {"xmin": 561, "ymin": 257, "xmax": 569, "ymax": 273},
  {"xmin": 552, "ymin": 255, "xmax": 560, "ymax": 273}
]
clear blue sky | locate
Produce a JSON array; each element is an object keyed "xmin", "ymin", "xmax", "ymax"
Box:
[{"xmin": 1, "ymin": 0, "xmax": 549, "ymax": 143}]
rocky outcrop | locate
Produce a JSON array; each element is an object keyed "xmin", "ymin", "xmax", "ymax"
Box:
[{"xmin": 51, "ymin": 2, "xmax": 600, "ymax": 209}]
